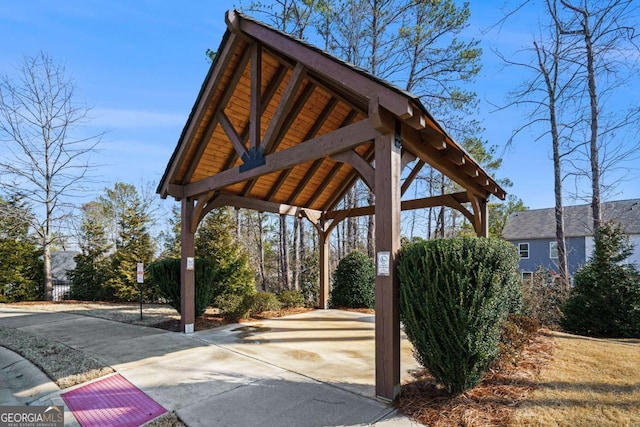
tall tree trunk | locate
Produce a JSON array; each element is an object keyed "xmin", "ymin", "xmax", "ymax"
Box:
[
  {"xmin": 280, "ymin": 215, "xmax": 290, "ymax": 289},
  {"xmin": 438, "ymin": 175, "xmax": 446, "ymax": 238},
  {"xmin": 533, "ymin": 29, "xmax": 570, "ymax": 289},
  {"xmin": 292, "ymin": 215, "xmax": 300, "ymax": 291},
  {"xmin": 43, "ymin": 241, "xmax": 53, "ymax": 300},
  {"xmin": 550, "ymin": 90, "xmax": 570, "ymax": 289},
  {"xmin": 258, "ymin": 213, "xmax": 266, "ymax": 290},
  {"xmin": 367, "ymin": 190, "xmax": 375, "ymax": 257},
  {"xmin": 300, "ymin": 218, "xmax": 306, "ymax": 268},
  {"xmin": 347, "ymin": 189, "xmax": 356, "ymax": 253},
  {"xmin": 583, "ymin": 14, "xmax": 601, "ymax": 236},
  {"xmin": 235, "ymin": 208, "xmax": 241, "ymax": 240}
]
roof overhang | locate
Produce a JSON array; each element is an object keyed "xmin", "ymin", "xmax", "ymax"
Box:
[{"xmin": 157, "ymin": 10, "xmax": 506, "ymax": 216}]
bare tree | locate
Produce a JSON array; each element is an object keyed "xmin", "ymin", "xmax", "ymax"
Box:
[
  {"xmin": 0, "ymin": 52, "xmax": 101, "ymax": 300},
  {"xmin": 552, "ymin": 0, "xmax": 640, "ymax": 235},
  {"xmin": 494, "ymin": 0, "xmax": 580, "ymax": 289},
  {"xmin": 533, "ymin": 33, "xmax": 571, "ymax": 289}
]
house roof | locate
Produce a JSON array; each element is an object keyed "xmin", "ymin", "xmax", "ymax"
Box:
[
  {"xmin": 51, "ymin": 251, "xmax": 77, "ymax": 281},
  {"xmin": 502, "ymin": 199, "xmax": 640, "ymax": 240},
  {"xmin": 156, "ymin": 10, "xmax": 505, "ymax": 214}
]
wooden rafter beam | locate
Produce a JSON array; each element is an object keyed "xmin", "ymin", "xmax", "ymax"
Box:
[
  {"xmin": 240, "ymin": 81, "xmax": 315, "ymax": 198},
  {"xmin": 182, "ymin": 39, "xmax": 252, "ymax": 183},
  {"xmin": 207, "ymin": 193, "xmax": 322, "ymax": 218},
  {"xmin": 325, "ymin": 144, "xmax": 375, "ymax": 211},
  {"xmin": 192, "ymin": 191, "xmax": 217, "ymax": 233},
  {"xmin": 218, "ymin": 111, "xmax": 248, "ymax": 159},
  {"xmin": 286, "ymin": 159, "xmax": 322, "ymax": 205},
  {"xmin": 160, "ymin": 32, "xmax": 243, "ymax": 194},
  {"xmin": 325, "ymin": 209, "xmax": 349, "ymax": 235},
  {"xmin": 304, "ymin": 162, "xmax": 343, "ymax": 208},
  {"xmin": 284, "ymin": 97, "xmax": 339, "ymax": 205},
  {"xmin": 305, "ymin": 74, "xmax": 367, "ymax": 116},
  {"xmin": 267, "ymin": 81, "xmax": 315, "ymax": 153},
  {"xmin": 227, "ymin": 10, "xmax": 414, "ymax": 119},
  {"xmin": 401, "ymin": 123, "xmax": 504, "ymax": 199},
  {"xmin": 402, "ymin": 150, "xmax": 417, "ymax": 169},
  {"xmin": 266, "ymin": 169, "xmax": 292, "ymax": 201},
  {"xmin": 331, "ymin": 149, "xmax": 375, "ymax": 191},
  {"xmin": 325, "ymin": 191, "xmax": 474, "ymax": 224},
  {"xmin": 261, "ymin": 63, "xmax": 307, "ymax": 154},
  {"xmin": 249, "ymin": 42, "xmax": 262, "ymax": 151},
  {"xmin": 401, "ymin": 159, "xmax": 424, "ymax": 196},
  {"xmin": 176, "ymin": 118, "xmax": 380, "ymax": 199},
  {"xmin": 221, "ymin": 64, "xmax": 288, "ymax": 172}
]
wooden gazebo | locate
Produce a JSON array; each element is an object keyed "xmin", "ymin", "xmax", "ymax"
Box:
[{"xmin": 157, "ymin": 10, "xmax": 506, "ymax": 401}]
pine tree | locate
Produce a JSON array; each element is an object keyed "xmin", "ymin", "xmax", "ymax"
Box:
[
  {"xmin": 0, "ymin": 195, "xmax": 42, "ymax": 301},
  {"xmin": 563, "ymin": 221, "xmax": 640, "ymax": 337},
  {"xmin": 69, "ymin": 201, "xmax": 112, "ymax": 300},
  {"xmin": 196, "ymin": 207, "xmax": 255, "ymax": 298},
  {"xmin": 102, "ymin": 183, "xmax": 155, "ymax": 302}
]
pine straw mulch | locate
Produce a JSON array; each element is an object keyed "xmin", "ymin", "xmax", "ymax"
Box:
[
  {"xmin": 394, "ymin": 330, "xmax": 555, "ymax": 427},
  {"xmin": 152, "ymin": 307, "xmax": 315, "ymax": 332}
]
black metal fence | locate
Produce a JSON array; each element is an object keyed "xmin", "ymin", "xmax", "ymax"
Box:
[{"xmin": 52, "ymin": 280, "xmax": 71, "ymax": 301}]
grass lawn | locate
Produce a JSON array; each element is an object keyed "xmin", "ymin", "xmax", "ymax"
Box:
[{"xmin": 513, "ymin": 331, "xmax": 640, "ymax": 427}]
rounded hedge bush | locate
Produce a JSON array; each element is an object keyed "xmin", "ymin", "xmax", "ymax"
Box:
[
  {"xmin": 148, "ymin": 258, "xmax": 216, "ymax": 318},
  {"xmin": 214, "ymin": 293, "xmax": 253, "ymax": 322},
  {"xmin": 277, "ymin": 289, "xmax": 305, "ymax": 308},
  {"xmin": 250, "ymin": 291, "xmax": 282, "ymax": 316},
  {"xmin": 329, "ymin": 250, "xmax": 375, "ymax": 309},
  {"xmin": 397, "ymin": 237, "xmax": 521, "ymax": 395}
]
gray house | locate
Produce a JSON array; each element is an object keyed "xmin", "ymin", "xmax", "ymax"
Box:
[
  {"xmin": 502, "ymin": 199, "xmax": 640, "ymax": 279},
  {"xmin": 51, "ymin": 251, "xmax": 77, "ymax": 301}
]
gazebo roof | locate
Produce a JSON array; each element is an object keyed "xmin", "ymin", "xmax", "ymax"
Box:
[{"xmin": 157, "ymin": 10, "xmax": 505, "ymax": 213}]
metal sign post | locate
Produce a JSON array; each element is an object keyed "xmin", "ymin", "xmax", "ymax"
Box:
[{"xmin": 137, "ymin": 263, "xmax": 144, "ymax": 320}]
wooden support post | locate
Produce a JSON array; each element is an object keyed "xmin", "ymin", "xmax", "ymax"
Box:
[
  {"xmin": 469, "ymin": 194, "xmax": 489, "ymax": 238},
  {"xmin": 374, "ymin": 129, "xmax": 401, "ymax": 401},
  {"xmin": 319, "ymin": 227, "xmax": 330, "ymax": 309},
  {"xmin": 479, "ymin": 197, "xmax": 489, "ymax": 237},
  {"xmin": 180, "ymin": 198, "xmax": 196, "ymax": 333}
]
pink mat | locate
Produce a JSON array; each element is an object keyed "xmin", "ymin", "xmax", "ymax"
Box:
[{"xmin": 61, "ymin": 373, "xmax": 167, "ymax": 427}]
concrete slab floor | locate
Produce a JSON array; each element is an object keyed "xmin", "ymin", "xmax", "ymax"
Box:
[{"xmin": 194, "ymin": 309, "xmax": 421, "ymax": 398}]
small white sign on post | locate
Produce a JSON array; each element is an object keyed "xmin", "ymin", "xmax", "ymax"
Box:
[
  {"xmin": 186, "ymin": 257, "xmax": 195, "ymax": 271},
  {"xmin": 377, "ymin": 251, "xmax": 390, "ymax": 276},
  {"xmin": 136, "ymin": 263, "xmax": 144, "ymax": 284}
]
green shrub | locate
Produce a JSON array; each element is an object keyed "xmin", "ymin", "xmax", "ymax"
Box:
[
  {"xmin": 277, "ymin": 289, "xmax": 305, "ymax": 308},
  {"xmin": 214, "ymin": 293, "xmax": 253, "ymax": 322},
  {"xmin": 148, "ymin": 258, "xmax": 215, "ymax": 318},
  {"xmin": 562, "ymin": 222, "xmax": 640, "ymax": 338},
  {"xmin": 398, "ymin": 237, "xmax": 521, "ymax": 395},
  {"xmin": 329, "ymin": 250, "xmax": 375, "ymax": 309},
  {"xmin": 299, "ymin": 253, "xmax": 320, "ymax": 307},
  {"xmin": 250, "ymin": 291, "xmax": 282, "ymax": 316}
]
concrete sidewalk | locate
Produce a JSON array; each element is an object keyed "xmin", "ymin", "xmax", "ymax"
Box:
[{"xmin": 0, "ymin": 307, "xmax": 419, "ymax": 426}]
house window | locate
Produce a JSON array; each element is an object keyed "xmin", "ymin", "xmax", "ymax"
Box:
[
  {"xmin": 521, "ymin": 271, "xmax": 533, "ymax": 283},
  {"xmin": 550, "ymin": 241, "xmax": 558, "ymax": 259},
  {"xmin": 518, "ymin": 243, "xmax": 529, "ymax": 259}
]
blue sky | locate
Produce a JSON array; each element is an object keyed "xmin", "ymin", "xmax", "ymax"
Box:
[{"xmin": 1, "ymin": 0, "xmax": 638, "ymax": 213}]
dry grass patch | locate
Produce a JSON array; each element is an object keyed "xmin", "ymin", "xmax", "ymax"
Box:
[
  {"xmin": 513, "ymin": 331, "xmax": 640, "ymax": 427},
  {"xmin": 0, "ymin": 327, "xmax": 113, "ymax": 388},
  {"xmin": 7, "ymin": 301, "xmax": 314, "ymax": 331}
]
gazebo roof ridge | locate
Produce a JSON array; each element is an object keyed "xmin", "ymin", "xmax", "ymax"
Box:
[{"xmin": 157, "ymin": 9, "xmax": 505, "ymax": 208}]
